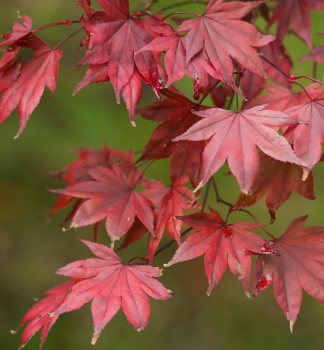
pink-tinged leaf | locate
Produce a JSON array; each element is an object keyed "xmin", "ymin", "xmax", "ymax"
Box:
[
  {"xmin": 253, "ymin": 216, "xmax": 324, "ymax": 329},
  {"xmin": 51, "ymin": 239, "xmax": 173, "ymax": 344},
  {"xmin": 138, "ymin": 25, "xmax": 222, "ymax": 99},
  {"xmin": 174, "ymin": 106, "xmax": 306, "ymax": 193},
  {"xmin": 52, "ymin": 164, "xmax": 154, "ymax": 243},
  {"xmin": 77, "ymin": 0, "xmax": 92, "ymax": 19},
  {"xmin": 268, "ymin": 0, "xmax": 324, "ymax": 48},
  {"xmin": 244, "ymin": 83, "xmax": 318, "ymax": 111},
  {"xmin": 285, "ymin": 90, "xmax": 324, "ymax": 172},
  {"xmin": 177, "ymin": 1, "xmax": 274, "ymax": 91},
  {"xmin": 142, "ymin": 175, "xmax": 199, "ymax": 261},
  {"xmin": 75, "ymin": 2, "xmax": 164, "ymax": 121},
  {"xmin": 0, "ymin": 15, "xmax": 33, "ymax": 47},
  {"xmin": 300, "ymin": 34, "xmax": 324, "ymax": 63},
  {"xmin": 16, "ymin": 280, "xmax": 76, "ymax": 349},
  {"xmin": 236, "ymin": 152, "xmax": 315, "ymax": 223},
  {"xmin": 165, "ymin": 208, "xmax": 275, "ymax": 295},
  {"xmin": 0, "ymin": 34, "xmax": 62, "ymax": 137}
]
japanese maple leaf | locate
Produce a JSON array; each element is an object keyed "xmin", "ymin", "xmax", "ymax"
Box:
[
  {"xmin": 75, "ymin": 0, "xmax": 163, "ymax": 120},
  {"xmin": 284, "ymin": 89, "xmax": 324, "ymax": 172},
  {"xmin": 268, "ymin": 0, "xmax": 324, "ymax": 48},
  {"xmin": 300, "ymin": 34, "xmax": 324, "ymax": 63},
  {"xmin": 138, "ymin": 24, "xmax": 222, "ymax": 99},
  {"xmin": 142, "ymin": 175, "xmax": 200, "ymax": 261},
  {"xmin": 15, "ymin": 280, "xmax": 76, "ymax": 349},
  {"xmin": 165, "ymin": 208, "xmax": 275, "ymax": 295},
  {"xmin": 137, "ymin": 90, "xmax": 206, "ymax": 160},
  {"xmin": 52, "ymin": 164, "xmax": 154, "ymax": 243},
  {"xmin": 174, "ymin": 105, "xmax": 306, "ymax": 193},
  {"xmin": 51, "ymin": 239, "xmax": 173, "ymax": 344},
  {"xmin": 177, "ymin": 0, "xmax": 274, "ymax": 91},
  {"xmin": 0, "ymin": 15, "xmax": 33, "ymax": 48},
  {"xmin": 0, "ymin": 34, "xmax": 62, "ymax": 137},
  {"xmin": 244, "ymin": 84, "xmax": 311, "ymax": 111},
  {"xmin": 235, "ymin": 152, "xmax": 315, "ymax": 223},
  {"xmin": 253, "ymin": 216, "xmax": 324, "ymax": 331}
]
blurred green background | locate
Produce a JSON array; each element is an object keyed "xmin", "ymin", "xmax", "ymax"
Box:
[{"xmin": 1, "ymin": 1, "xmax": 324, "ymax": 349}]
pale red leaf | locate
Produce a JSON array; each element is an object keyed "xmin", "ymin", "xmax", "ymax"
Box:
[{"xmin": 51, "ymin": 239, "xmax": 173, "ymax": 344}]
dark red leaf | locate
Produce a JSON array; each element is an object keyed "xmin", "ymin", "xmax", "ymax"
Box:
[{"xmin": 236, "ymin": 152, "xmax": 315, "ymax": 223}]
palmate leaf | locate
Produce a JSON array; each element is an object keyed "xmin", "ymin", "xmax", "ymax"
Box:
[
  {"xmin": 51, "ymin": 239, "xmax": 173, "ymax": 344},
  {"xmin": 15, "ymin": 281, "xmax": 76, "ymax": 349},
  {"xmin": 52, "ymin": 164, "xmax": 154, "ymax": 244},
  {"xmin": 142, "ymin": 175, "xmax": 200, "ymax": 261},
  {"xmin": 268, "ymin": 0, "xmax": 324, "ymax": 48},
  {"xmin": 165, "ymin": 208, "xmax": 275, "ymax": 296},
  {"xmin": 285, "ymin": 88, "xmax": 324, "ymax": 173},
  {"xmin": 177, "ymin": 0, "xmax": 274, "ymax": 92},
  {"xmin": 236, "ymin": 152, "xmax": 315, "ymax": 223},
  {"xmin": 174, "ymin": 105, "xmax": 306, "ymax": 193},
  {"xmin": 75, "ymin": 0, "xmax": 165, "ymax": 122},
  {"xmin": 253, "ymin": 216, "xmax": 324, "ymax": 331},
  {"xmin": 0, "ymin": 34, "xmax": 62, "ymax": 137}
]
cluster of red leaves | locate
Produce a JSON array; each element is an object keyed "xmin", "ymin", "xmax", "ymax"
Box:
[{"xmin": 3, "ymin": 0, "xmax": 324, "ymax": 348}]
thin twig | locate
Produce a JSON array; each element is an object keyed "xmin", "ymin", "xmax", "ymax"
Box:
[
  {"xmin": 53, "ymin": 27, "xmax": 84, "ymax": 50},
  {"xmin": 199, "ymin": 81, "xmax": 220, "ymax": 105},
  {"xmin": 239, "ymin": 209, "xmax": 276, "ymax": 240},
  {"xmin": 260, "ymin": 54, "xmax": 313, "ymax": 101},
  {"xmin": 313, "ymin": 62, "xmax": 318, "ymax": 80},
  {"xmin": 211, "ymin": 178, "xmax": 232, "ymax": 207}
]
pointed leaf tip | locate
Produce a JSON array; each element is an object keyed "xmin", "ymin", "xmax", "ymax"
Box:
[{"xmin": 289, "ymin": 320, "xmax": 295, "ymax": 333}]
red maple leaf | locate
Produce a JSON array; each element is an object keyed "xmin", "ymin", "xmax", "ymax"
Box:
[
  {"xmin": 300, "ymin": 34, "xmax": 324, "ymax": 63},
  {"xmin": 15, "ymin": 280, "xmax": 76, "ymax": 349},
  {"xmin": 51, "ymin": 239, "xmax": 173, "ymax": 344},
  {"xmin": 142, "ymin": 175, "xmax": 200, "ymax": 261},
  {"xmin": 174, "ymin": 105, "xmax": 306, "ymax": 193},
  {"xmin": 268, "ymin": 0, "xmax": 324, "ymax": 48},
  {"xmin": 177, "ymin": 0, "xmax": 274, "ymax": 92},
  {"xmin": 165, "ymin": 208, "xmax": 275, "ymax": 295},
  {"xmin": 52, "ymin": 164, "xmax": 154, "ymax": 244},
  {"xmin": 244, "ymin": 84, "xmax": 311, "ymax": 111},
  {"xmin": 138, "ymin": 24, "xmax": 222, "ymax": 99},
  {"xmin": 0, "ymin": 34, "xmax": 62, "ymax": 137},
  {"xmin": 75, "ymin": 0, "xmax": 164, "ymax": 122},
  {"xmin": 0, "ymin": 15, "xmax": 33, "ymax": 48},
  {"xmin": 284, "ymin": 88, "xmax": 324, "ymax": 173},
  {"xmin": 253, "ymin": 216, "xmax": 324, "ymax": 331},
  {"xmin": 235, "ymin": 152, "xmax": 315, "ymax": 223}
]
